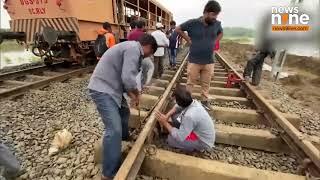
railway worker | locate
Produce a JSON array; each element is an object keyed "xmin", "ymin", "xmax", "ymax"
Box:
[
  {"xmin": 243, "ymin": 39, "xmax": 276, "ymax": 86},
  {"xmin": 127, "ymin": 20, "xmax": 154, "ymax": 86},
  {"xmin": 151, "ymin": 23, "xmax": 169, "ymax": 79},
  {"xmin": 156, "ymin": 84, "xmax": 215, "ymax": 152},
  {"xmin": 95, "ymin": 22, "xmax": 116, "ymax": 60},
  {"xmin": 129, "ymin": 16, "xmax": 139, "ymax": 31},
  {"xmin": 127, "ymin": 20, "xmax": 146, "ymax": 41},
  {"xmin": 176, "ymin": 0, "xmax": 223, "ymax": 110},
  {"xmin": 0, "ymin": 143, "xmax": 22, "ymax": 179},
  {"xmin": 88, "ymin": 34, "xmax": 158, "ymax": 179},
  {"xmin": 166, "ymin": 21, "xmax": 180, "ymax": 70}
]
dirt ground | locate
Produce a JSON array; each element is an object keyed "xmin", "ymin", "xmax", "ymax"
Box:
[{"xmin": 220, "ymin": 41, "xmax": 320, "ymax": 113}]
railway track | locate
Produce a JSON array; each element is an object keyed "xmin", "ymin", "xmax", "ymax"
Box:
[
  {"xmin": 0, "ymin": 64, "xmax": 93, "ymax": 100},
  {"xmin": 93, "ymin": 50, "xmax": 320, "ymax": 180}
]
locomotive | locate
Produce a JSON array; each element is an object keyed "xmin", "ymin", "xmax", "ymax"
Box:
[{"xmin": 0, "ymin": 0, "xmax": 172, "ymax": 66}]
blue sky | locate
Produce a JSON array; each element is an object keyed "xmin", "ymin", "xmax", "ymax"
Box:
[{"xmin": 1, "ymin": 0, "xmax": 319, "ymax": 28}]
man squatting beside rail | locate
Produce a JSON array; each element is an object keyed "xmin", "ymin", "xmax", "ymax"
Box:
[
  {"xmin": 88, "ymin": 34, "xmax": 158, "ymax": 180},
  {"xmin": 156, "ymin": 85, "xmax": 215, "ymax": 152},
  {"xmin": 176, "ymin": 0, "xmax": 223, "ymax": 110}
]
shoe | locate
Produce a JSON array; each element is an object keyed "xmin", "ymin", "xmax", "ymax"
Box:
[
  {"xmin": 173, "ymin": 65, "xmax": 177, "ymax": 70},
  {"xmin": 201, "ymin": 101, "xmax": 211, "ymax": 111},
  {"xmin": 101, "ymin": 176, "xmax": 113, "ymax": 180}
]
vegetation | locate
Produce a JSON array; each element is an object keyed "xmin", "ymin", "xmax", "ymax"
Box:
[
  {"xmin": 0, "ymin": 28, "xmax": 10, "ymax": 32},
  {"xmin": 4, "ymin": 57, "xmax": 12, "ymax": 64},
  {"xmin": 29, "ymin": 56, "xmax": 41, "ymax": 63},
  {"xmin": 223, "ymin": 27, "xmax": 255, "ymax": 38},
  {"xmin": 0, "ymin": 41, "xmax": 24, "ymax": 51},
  {"xmin": 221, "ymin": 27, "xmax": 255, "ymax": 44}
]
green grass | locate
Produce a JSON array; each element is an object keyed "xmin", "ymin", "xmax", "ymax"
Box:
[
  {"xmin": 29, "ymin": 56, "xmax": 41, "ymax": 63},
  {"xmin": 4, "ymin": 57, "xmax": 12, "ymax": 64},
  {"xmin": 222, "ymin": 36, "xmax": 253, "ymax": 44},
  {"xmin": 0, "ymin": 41, "xmax": 24, "ymax": 52},
  {"xmin": 223, "ymin": 27, "xmax": 255, "ymax": 38}
]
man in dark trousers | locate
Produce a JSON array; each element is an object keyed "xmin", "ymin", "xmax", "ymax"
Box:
[
  {"xmin": 167, "ymin": 21, "xmax": 180, "ymax": 69},
  {"xmin": 0, "ymin": 143, "xmax": 22, "ymax": 180},
  {"xmin": 176, "ymin": 0, "xmax": 223, "ymax": 110},
  {"xmin": 151, "ymin": 23, "xmax": 169, "ymax": 79},
  {"xmin": 243, "ymin": 40, "xmax": 275, "ymax": 86},
  {"xmin": 88, "ymin": 34, "xmax": 157, "ymax": 180}
]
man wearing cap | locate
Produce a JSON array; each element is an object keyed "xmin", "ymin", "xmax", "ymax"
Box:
[{"xmin": 151, "ymin": 23, "xmax": 169, "ymax": 79}]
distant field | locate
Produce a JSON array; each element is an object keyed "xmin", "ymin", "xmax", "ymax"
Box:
[
  {"xmin": 220, "ymin": 27, "xmax": 255, "ymax": 44},
  {"xmin": 221, "ymin": 36, "xmax": 254, "ymax": 44}
]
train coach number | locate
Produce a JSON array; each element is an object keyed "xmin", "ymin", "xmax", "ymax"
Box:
[
  {"xmin": 28, "ymin": 8, "xmax": 46, "ymax": 14},
  {"xmin": 20, "ymin": 0, "xmax": 48, "ymax": 5}
]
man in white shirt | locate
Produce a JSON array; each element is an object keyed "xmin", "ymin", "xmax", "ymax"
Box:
[{"xmin": 151, "ymin": 23, "xmax": 169, "ymax": 79}]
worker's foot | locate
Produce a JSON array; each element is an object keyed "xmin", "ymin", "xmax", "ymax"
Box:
[
  {"xmin": 172, "ymin": 66, "xmax": 177, "ymax": 70},
  {"xmin": 201, "ymin": 101, "xmax": 211, "ymax": 111},
  {"xmin": 101, "ymin": 176, "xmax": 112, "ymax": 180}
]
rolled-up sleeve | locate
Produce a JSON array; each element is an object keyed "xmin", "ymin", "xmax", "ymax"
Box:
[
  {"xmin": 170, "ymin": 115, "xmax": 195, "ymax": 142},
  {"xmin": 121, "ymin": 47, "xmax": 141, "ymax": 91},
  {"xmin": 217, "ymin": 22, "xmax": 223, "ymax": 34}
]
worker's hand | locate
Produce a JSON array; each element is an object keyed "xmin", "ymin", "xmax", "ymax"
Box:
[
  {"xmin": 155, "ymin": 111, "xmax": 167, "ymax": 124},
  {"xmin": 186, "ymin": 38, "xmax": 192, "ymax": 46},
  {"xmin": 128, "ymin": 91, "xmax": 140, "ymax": 107}
]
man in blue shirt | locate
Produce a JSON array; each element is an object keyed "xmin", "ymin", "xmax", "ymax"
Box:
[
  {"xmin": 167, "ymin": 21, "xmax": 180, "ymax": 69},
  {"xmin": 176, "ymin": 0, "xmax": 223, "ymax": 110}
]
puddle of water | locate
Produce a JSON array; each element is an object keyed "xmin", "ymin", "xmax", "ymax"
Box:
[{"xmin": 0, "ymin": 50, "xmax": 41, "ymax": 69}]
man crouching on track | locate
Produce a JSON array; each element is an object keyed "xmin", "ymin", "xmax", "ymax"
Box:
[
  {"xmin": 88, "ymin": 34, "xmax": 158, "ymax": 180},
  {"xmin": 156, "ymin": 84, "xmax": 215, "ymax": 152}
]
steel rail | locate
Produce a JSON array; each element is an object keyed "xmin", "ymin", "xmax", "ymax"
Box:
[
  {"xmin": 0, "ymin": 66, "xmax": 94, "ymax": 100},
  {"xmin": 0, "ymin": 62, "xmax": 65, "ymax": 81},
  {"xmin": 114, "ymin": 53, "xmax": 189, "ymax": 180},
  {"xmin": 216, "ymin": 52, "xmax": 320, "ymax": 176}
]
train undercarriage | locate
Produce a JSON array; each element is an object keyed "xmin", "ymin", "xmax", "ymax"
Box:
[{"xmin": 0, "ymin": 27, "xmax": 96, "ymax": 67}]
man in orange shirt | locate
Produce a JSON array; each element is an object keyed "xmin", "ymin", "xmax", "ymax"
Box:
[{"xmin": 95, "ymin": 22, "xmax": 116, "ymax": 59}]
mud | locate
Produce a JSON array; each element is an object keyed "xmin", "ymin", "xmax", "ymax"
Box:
[{"xmin": 221, "ymin": 42, "xmax": 320, "ymax": 111}]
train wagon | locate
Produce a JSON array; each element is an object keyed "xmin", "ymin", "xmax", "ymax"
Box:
[{"xmin": 1, "ymin": 0, "xmax": 173, "ymax": 66}]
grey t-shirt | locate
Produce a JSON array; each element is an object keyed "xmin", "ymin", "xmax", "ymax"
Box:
[
  {"xmin": 88, "ymin": 41, "xmax": 143, "ymax": 107},
  {"xmin": 171, "ymin": 100, "xmax": 215, "ymax": 148},
  {"xmin": 180, "ymin": 17, "xmax": 223, "ymax": 64}
]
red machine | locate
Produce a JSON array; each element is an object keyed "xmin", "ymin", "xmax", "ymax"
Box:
[{"xmin": 225, "ymin": 72, "xmax": 242, "ymax": 88}]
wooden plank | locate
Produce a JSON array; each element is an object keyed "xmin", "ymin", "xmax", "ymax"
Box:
[
  {"xmin": 210, "ymin": 106, "xmax": 300, "ymax": 128},
  {"xmin": 180, "ymin": 83, "xmax": 243, "ymax": 97},
  {"xmin": 216, "ymin": 53, "xmax": 320, "ymax": 172},
  {"xmin": 216, "ymin": 124, "xmax": 291, "ymax": 153},
  {"xmin": 141, "ymin": 149, "xmax": 305, "ymax": 180}
]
